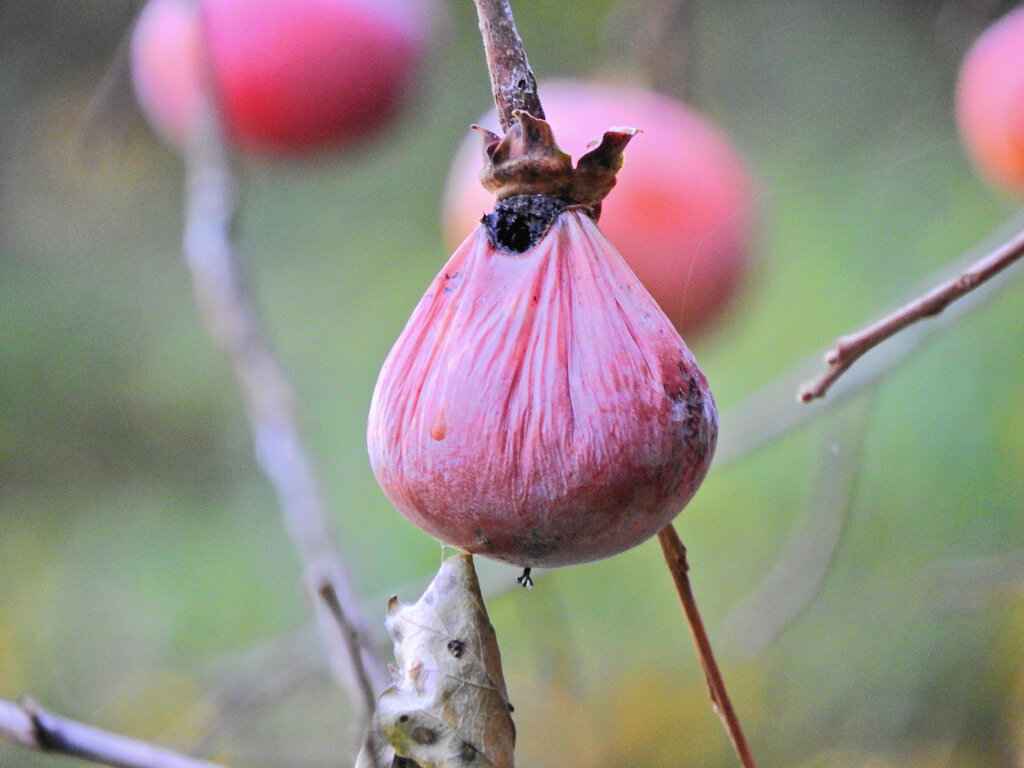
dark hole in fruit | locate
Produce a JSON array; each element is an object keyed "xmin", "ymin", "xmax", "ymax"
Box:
[
  {"xmin": 461, "ymin": 742, "xmax": 478, "ymax": 762},
  {"xmin": 483, "ymin": 195, "xmax": 569, "ymax": 254}
]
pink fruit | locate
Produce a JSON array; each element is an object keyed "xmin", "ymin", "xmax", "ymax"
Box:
[
  {"xmin": 956, "ymin": 5, "xmax": 1024, "ymax": 194},
  {"xmin": 443, "ymin": 79, "xmax": 755, "ymax": 337},
  {"xmin": 369, "ymin": 114, "xmax": 717, "ymax": 568},
  {"xmin": 130, "ymin": 0, "xmax": 427, "ymax": 155}
]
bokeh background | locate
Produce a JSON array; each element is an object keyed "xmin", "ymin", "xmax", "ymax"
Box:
[{"xmin": 3, "ymin": 1, "xmax": 1024, "ymax": 766}]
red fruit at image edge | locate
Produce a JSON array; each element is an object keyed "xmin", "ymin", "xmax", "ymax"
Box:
[
  {"xmin": 130, "ymin": 0, "xmax": 427, "ymax": 155},
  {"xmin": 443, "ymin": 79, "xmax": 756, "ymax": 338},
  {"xmin": 956, "ymin": 5, "xmax": 1024, "ymax": 194}
]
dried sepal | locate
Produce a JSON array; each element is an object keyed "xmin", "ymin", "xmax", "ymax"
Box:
[
  {"xmin": 374, "ymin": 554, "xmax": 515, "ymax": 768},
  {"xmin": 476, "ymin": 110, "xmax": 637, "ymax": 213}
]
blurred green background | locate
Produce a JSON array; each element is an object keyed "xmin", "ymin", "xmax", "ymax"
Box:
[{"xmin": 2, "ymin": 1, "xmax": 1024, "ymax": 767}]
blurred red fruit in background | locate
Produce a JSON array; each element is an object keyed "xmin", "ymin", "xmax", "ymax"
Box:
[
  {"xmin": 130, "ymin": 0, "xmax": 427, "ymax": 155},
  {"xmin": 443, "ymin": 79, "xmax": 756, "ymax": 338},
  {"xmin": 956, "ymin": 5, "xmax": 1024, "ymax": 194}
]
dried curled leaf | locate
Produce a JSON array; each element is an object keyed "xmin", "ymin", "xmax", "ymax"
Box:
[{"xmin": 376, "ymin": 554, "xmax": 515, "ymax": 768}]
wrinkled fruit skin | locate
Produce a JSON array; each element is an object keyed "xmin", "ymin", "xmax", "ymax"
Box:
[
  {"xmin": 130, "ymin": 0, "xmax": 426, "ymax": 155},
  {"xmin": 957, "ymin": 6, "xmax": 1024, "ymax": 194},
  {"xmin": 367, "ymin": 208, "xmax": 717, "ymax": 568},
  {"xmin": 443, "ymin": 79, "xmax": 755, "ymax": 338}
]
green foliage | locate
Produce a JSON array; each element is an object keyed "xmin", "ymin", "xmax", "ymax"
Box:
[{"xmin": 1, "ymin": 1, "xmax": 1023, "ymax": 767}]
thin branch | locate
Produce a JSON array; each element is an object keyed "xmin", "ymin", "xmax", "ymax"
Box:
[
  {"xmin": 657, "ymin": 525, "xmax": 758, "ymax": 768},
  {"xmin": 716, "ymin": 210, "xmax": 1024, "ymax": 466},
  {"xmin": 800, "ymin": 221, "xmax": 1024, "ymax": 402},
  {"xmin": 472, "ymin": 0, "xmax": 544, "ymax": 131},
  {"xmin": 0, "ymin": 697, "xmax": 230, "ymax": 768},
  {"xmin": 180, "ymin": 16, "xmax": 389, "ymax": 708},
  {"xmin": 319, "ymin": 582, "xmax": 380, "ymax": 722}
]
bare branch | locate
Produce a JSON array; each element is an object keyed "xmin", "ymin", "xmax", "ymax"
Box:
[
  {"xmin": 800, "ymin": 221, "xmax": 1024, "ymax": 402},
  {"xmin": 715, "ymin": 210, "xmax": 1024, "ymax": 467},
  {"xmin": 472, "ymin": 0, "xmax": 544, "ymax": 131},
  {"xmin": 319, "ymin": 582, "xmax": 380, "ymax": 723},
  {"xmin": 179, "ymin": 17, "xmax": 389, "ymax": 707},
  {"xmin": 657, "ymin": 525, "xmax": 758, "ymax": 768},
  {"xmin": 0, "ymin": 697, "xmax": 230, "ymax": 768}
]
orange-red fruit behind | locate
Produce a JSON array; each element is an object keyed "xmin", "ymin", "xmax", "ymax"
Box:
[
  {"xmin": 956, "ymin": 5, "xmax": 1024, "ymax": 194},
  {"xmin": 367, "ymin": 208, "xmax": 717, "ymax": 569},
  {"xmin": 130, "ymin": 0, "xmax": 426, "ymax": 155},
  {"xmin": 443, "ymin": 80, "xmax": 755, "ymax": 337}
]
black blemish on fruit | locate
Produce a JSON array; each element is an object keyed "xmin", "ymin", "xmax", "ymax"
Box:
[
  {"xmin": 483, "ymin": 194, "xmax": 570, "ymax": 254},
  {"xmin": 668, "ymin": 363, "xmax": 707, "ymax": 436}
]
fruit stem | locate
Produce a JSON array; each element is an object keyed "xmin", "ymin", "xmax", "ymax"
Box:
[
  {"xmin": 472, "ymin": 0, "xmax": 544, "ymax": 132},
  {"xmin": 657, "ymin": 525, "xmax": 759, "ymax": 768},
  {"xmin": 799, "ymin": 221, "xmax": 1024, "ymax": 402}
]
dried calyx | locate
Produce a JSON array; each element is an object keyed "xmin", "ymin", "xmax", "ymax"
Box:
[{"xmin": 476, "ymin": 110, "xmax": 637, "ymax": 252}]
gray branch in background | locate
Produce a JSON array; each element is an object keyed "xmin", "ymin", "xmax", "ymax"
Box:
[
  {"xmin": 179, "ymin": 37, "xmax": 389, "ymax": 712},
  {"xmin": 0, "ymin": 698, "xmax": 231, "ymax": 768}
]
